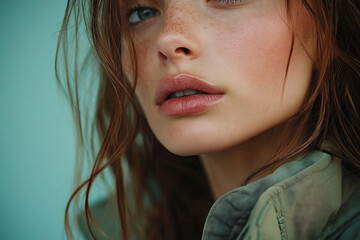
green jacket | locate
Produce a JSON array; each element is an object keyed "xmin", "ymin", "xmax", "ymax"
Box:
[
  {"xmin": 202, "ymin": 151, "xmax": 360, "ymax": 240},
  {"xmin": 80, "ymin": 150, "xmax": 360, "ymax": 239}
]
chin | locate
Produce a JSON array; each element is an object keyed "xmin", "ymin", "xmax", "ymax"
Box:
[
  {"xmin": 158, "ymin": 137, "xmax": 209, "ymax": 156},
  {"xmin": 160, "ymin": 141, "xmax": 201, "ymax": 156},
  {"xmin": 158, "ymin": 134, "xmax": 236, "ymax": 157},
  {"xmin": 155, "ymin": 121, "xmax": 285, "ymax": 157}
]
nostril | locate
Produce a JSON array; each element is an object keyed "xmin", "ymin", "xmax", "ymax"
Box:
[
  {"xmin": 175, "ymin": 47, "xmax": 190, "ymax": 55},
  {"xmin": 158, "ymin": 52, "xmax": 167, "ymax": 62}
]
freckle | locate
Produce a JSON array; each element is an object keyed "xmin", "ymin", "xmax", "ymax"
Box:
[{"xmin": 162, "ymin": 3, "xmax": 191, "ymax": 36}]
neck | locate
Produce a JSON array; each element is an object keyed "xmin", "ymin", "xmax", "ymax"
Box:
[{"xmin": 200, "ymin": 125, "xmax": 299, "ymax": 200}]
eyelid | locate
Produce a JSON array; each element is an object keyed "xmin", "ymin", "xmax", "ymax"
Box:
[
  {"xmin": 126, "ymin": 4, "xmax": 160, "ymax": 25},
  {"xmin": 126, "ymin": 1, "xmax": 161, "ymax": 17},
  {"xmin": 207, "ymin": 0, "xmax": 247, "ymax": 8},
  {"xmin": 126, "ymin": 3, "xmax": 143, "ymax": 19}
]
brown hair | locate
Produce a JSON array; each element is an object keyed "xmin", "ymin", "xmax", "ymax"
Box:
[{"xmin": 56, "ymin": 0, "xmax": 360, "ymax": 239}]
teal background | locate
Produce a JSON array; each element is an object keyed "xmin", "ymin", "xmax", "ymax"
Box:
[{"xmin": 0, "ymin": 1, "xmax": 77, "ymax": 239}]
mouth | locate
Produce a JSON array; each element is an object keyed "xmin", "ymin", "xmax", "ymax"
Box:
[
  {"xmin": 166, "ymin": 90, "xmax": 207, "ymax": 100},
  {"xmin": 155, "ymin": 74, "xmax": 224, "ymax": 116},
  {"xmin": 155, "ymin": 74, "xmax": 224, "ymax": 105}
]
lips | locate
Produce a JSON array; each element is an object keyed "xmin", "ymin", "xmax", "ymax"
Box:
[{"xmin": 155, "ymin": 74, "xmax": 224, "ymax": 116}]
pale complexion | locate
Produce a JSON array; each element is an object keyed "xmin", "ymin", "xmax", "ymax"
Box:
[{"xmin": 122, "ymin": 0, "xmax": 314, "ymax": 199}]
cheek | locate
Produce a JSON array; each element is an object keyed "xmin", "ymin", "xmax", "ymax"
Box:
[
  {"xmin": 214, "ymin": 13, "xmax": 293, "ymax": 91},
  {"xmin": 122, "ymin": 40, "xmax": 152, "ymax": 82},
  {"xmin": 121, "ymin": 40, "xmax": 157, "ymax": 112}
]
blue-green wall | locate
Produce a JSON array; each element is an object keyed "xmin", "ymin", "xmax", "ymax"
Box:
[{"xmin": 0, "ymin": 1, "xmax": 77, "ymax": 239}]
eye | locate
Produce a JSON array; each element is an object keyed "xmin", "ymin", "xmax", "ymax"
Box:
[{"xmin": 128, "ymin": 7, "xmax": 160, "ymax": 24}]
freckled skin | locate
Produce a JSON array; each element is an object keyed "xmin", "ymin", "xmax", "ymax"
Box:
[
  {"xmin": 122, "ymin": 0, "xmax": 314, "ymax": 157},
  {"xmin": 162, "ymin": 4, "xmax": 187, "ymax": 36}
]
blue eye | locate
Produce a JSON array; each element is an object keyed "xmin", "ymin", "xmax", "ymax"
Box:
[{"xmin": 128, "ymin": 7, "xmax": 159, "ymax": 24}]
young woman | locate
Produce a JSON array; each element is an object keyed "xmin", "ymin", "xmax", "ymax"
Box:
[{"xmin": 56, "ymin": 0, "xmax": 360, "ymax": 239}]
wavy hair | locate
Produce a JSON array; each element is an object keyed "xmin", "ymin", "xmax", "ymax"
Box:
[{"xmin": 55, "ymin": 0, "xmax": 360, "ymax": 239}]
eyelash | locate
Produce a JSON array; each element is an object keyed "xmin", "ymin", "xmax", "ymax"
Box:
[
  {"xmin": 127, "ymin": 4, "xmax": 159, "ymax": 25},
  {"xmin": 215, "ymin": 0, "xmax": 245, "ymax": 3},
  {"xmin": 127, "ymin": 0, "xmax": 246, "ymax": 25}
]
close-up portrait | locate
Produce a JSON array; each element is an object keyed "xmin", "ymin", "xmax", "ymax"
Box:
[
  {"xmin": 2, "ymin": 0, "xmax": 359, "ymax": 239},
  {"xmin": 57, "ymin": 0, "xmax": 360, "ymax": 239}
]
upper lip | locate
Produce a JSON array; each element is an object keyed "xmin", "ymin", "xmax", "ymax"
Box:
[{"xmin": 155, "ymin": 74, "xmax": 224, "ymax": 105}]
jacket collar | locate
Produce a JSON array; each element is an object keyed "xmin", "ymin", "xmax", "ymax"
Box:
[{"xmin": 202, "ymin": 150, "xmax": 358, "ymax": 240}]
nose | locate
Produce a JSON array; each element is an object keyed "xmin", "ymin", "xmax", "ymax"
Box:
[{"xmin": 156, "ymin": 6, "xmax": 202, "ymax": 64}]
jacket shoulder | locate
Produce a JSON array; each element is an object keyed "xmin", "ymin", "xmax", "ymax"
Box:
[{"xmin": 321, "ymin": 172, "xmax": 360, "ymax": 240}]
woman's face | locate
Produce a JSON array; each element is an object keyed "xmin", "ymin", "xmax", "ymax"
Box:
[{"xmin": 122, "ymin": 0, "xmax": 314, "ymax": 156}]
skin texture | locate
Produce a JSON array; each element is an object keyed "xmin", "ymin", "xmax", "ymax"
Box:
[{"xmin": 122, "ymin": 0, "xmax": 314, "ymax": 198}]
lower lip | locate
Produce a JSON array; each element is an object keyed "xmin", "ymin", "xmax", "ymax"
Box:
[{"xmin": 158, "ymin": 94, "xmax": 224, "ymax": 116}]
